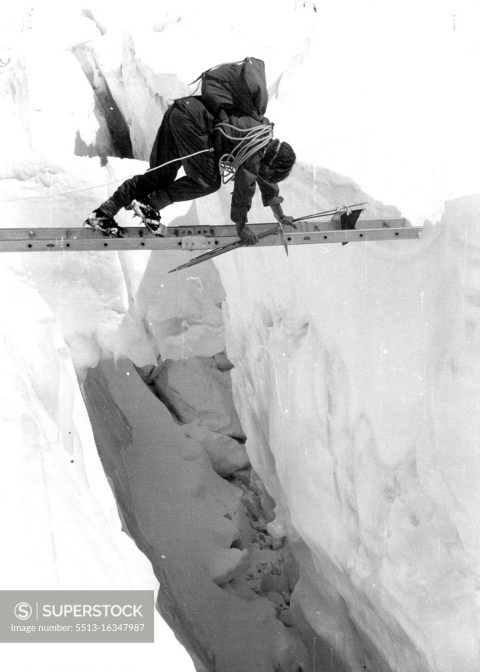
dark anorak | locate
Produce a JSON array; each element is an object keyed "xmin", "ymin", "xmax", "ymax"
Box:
[
  {"xmin": 98, "ymin": 96, "xmax": 281, "ymax": 223},
  {"xmin": 211, "ymin": 107, "xmax": 281, "ymax": 224}
]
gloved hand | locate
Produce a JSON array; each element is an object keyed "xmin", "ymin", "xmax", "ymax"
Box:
[
  {"xmin": 278, "ymin": 215, "xmax": 297, "ymax": 229},
  {"xmin": 239, "ymin": 226, "xmax": 259, "ymax": 246}
]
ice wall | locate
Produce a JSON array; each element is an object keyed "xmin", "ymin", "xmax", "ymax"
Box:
[
  {"xmin": 219, "ymin": 195, "xmax": 480, "ymax": 671},
  {"xmin": 0, "ymin": 257, "xmax": 195, "ymax": 671}
]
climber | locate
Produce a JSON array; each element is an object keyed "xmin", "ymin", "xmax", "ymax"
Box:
[{"xmin": 83, "ymin": 95, "xmax": 297, "ymax": 244}]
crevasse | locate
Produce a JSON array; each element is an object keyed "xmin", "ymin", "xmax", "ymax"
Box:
[{"xmin": 2, "ymin": 5, "xmax": 480, "ymax": 672}]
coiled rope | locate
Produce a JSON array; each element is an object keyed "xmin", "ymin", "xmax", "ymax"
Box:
[{"xmin": 214, "ymin": 122, "xmax": 274, "ymax": 184}]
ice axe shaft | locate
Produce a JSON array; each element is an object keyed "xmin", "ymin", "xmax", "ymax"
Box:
[
  {"xmin": 168, "ymin": 225, "xmax": 283, "ymax": 273},
  {"xmin": 277, "ymin": 221, "xmax": 289, "ymax": 256},
  {"xmin": 293, "ymin": 202, "xmax": 367, "ymax": 222}
]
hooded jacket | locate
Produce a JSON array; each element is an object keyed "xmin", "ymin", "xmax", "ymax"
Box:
[
  {"xmin": 175, "ymin": 96, "xmax": 281, "ymax": 224},
  {"xmin": 211, "ymin": 107, "xmax": 281, "ymax": 224}
]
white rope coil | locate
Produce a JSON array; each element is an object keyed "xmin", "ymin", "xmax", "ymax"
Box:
[{"xmin": 214, "ymin": 122, "xmax": 274, "ymax": 184}]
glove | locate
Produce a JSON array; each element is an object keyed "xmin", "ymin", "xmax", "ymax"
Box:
[
  {"xmin": 278, "ymin": 215, "xmax": 297, "ymax": 229},
  {"xmin": 239, "ymin": 226, "xmax": 259, "ymax": 246}
]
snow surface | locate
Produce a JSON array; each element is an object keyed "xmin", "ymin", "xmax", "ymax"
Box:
[{"xmin": 1, "ymin": 3, "xmax": 480, "ymax": 671}]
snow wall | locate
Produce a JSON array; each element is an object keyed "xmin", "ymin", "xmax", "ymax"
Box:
[
  {"xmin": 1, "ymin": 4, "xmax": 480, "ymax": 672},
  {"xmin": 219, "ymin": 195, "xmax": 480, "ymax": 671}
]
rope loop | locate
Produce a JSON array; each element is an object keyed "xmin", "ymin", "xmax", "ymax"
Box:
[{"xmin": 214, "ymin": 122, "xmax": 274, "ymax": 184}]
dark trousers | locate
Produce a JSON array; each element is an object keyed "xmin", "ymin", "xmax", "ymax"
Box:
[{"xmin": 99, "ymin": 98, "xmax": 221, "ymax": 217}]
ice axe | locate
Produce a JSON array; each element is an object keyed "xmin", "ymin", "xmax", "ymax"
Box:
[{"xmin": 168, "ymin": 223, "xmax": 289, "ymax": 273}]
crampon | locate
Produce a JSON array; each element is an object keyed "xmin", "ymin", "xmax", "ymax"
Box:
[
  {"xmin": 130, "ymin": 200, "xmax": 163, "ymax": 236},
  {"xmin": 83, "ymin": 210, "xmax": 126, "ymax": 238}
]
